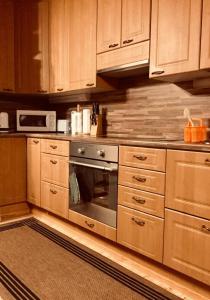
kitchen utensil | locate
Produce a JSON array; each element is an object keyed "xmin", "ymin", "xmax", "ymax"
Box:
[{"xmin": 184, "ymin": 108, "xmax": 194, "ymax": 126}]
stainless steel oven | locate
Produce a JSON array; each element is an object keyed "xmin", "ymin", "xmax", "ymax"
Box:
[{"xmin": 69, "ymin": 142, "xmax": 118, "ymax": 228}]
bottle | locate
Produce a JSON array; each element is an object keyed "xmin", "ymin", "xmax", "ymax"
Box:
[{"xmin": 76, "ymin": 104, "xmax": 82, "ymax": 135}]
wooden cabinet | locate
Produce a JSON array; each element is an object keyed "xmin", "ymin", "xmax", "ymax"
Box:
[
  {"xmin": 117, "ymin": 205, "xmax": 164, "ymax": 262},
  {"xmin": 41, "ymin": 139, "xmax": 69, "ymax": 156},
  {"xmin": 49, "ymin": 0, "xmax": 71, "ymax": 93},
  {"xmin": 27, "ymin": 138, "xmax": 41, "ymax": 206},
  {"xmin": 166, "ymin": 150, "xmax": 210, "ymax": 220},
  {"xmin": 69, "ymin": 0, "xmax": 97, "ymax": 90},
  {"xmin": 0, "ymin": 0, "xmax": 14, "ymax": 93},
  {"xmin": 200, "ymin": 0, "xmax": 210, "ymax": 69},
  {"xmin": 150, "ymin": 0, "xmax": 202, "ymax": 78},
  {"xmin": 164, "ymin": 209, "xmax": 210, "ymax": 285},
  {"xmin": 15, "ymin": 0, "xmax": 49, "ymax": 94},
  {"xmin": 121, "ymin": 0, "xmax": 150, "ymax": 47}
]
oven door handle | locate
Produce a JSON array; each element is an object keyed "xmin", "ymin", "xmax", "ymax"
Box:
[{"xmin": 68, "ymin": 160, "xmax": 117, "ymax": 172}]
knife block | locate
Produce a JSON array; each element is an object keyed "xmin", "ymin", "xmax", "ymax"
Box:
[{"xmin": 90, "ymin": 114, "xmax": 103, "ymax": 137}]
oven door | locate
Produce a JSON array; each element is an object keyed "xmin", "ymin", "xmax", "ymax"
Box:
[{"xmin": 69, "ymin": 157, "xmax": 118, "ymax": 228}]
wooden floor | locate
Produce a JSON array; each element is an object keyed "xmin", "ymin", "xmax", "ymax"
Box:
[{"xmin": 2, "ymin": 209, "xmax": 210, "ymax": 300}]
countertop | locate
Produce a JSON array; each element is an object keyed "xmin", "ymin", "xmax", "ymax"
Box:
[{"xmin": 1, "ymin": 132, "xmax": 210, "ymax": 152}]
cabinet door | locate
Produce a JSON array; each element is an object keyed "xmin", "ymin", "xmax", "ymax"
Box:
[
  {"xmin": 166, "ymin": 150, "xmax": 210, "ymax": 220},
  {"xmin": 0, "ymin": 0, "xmax": 14, "ymax": 92},
  {"xmin": 27, "ymin": 138, "xmax": 41, "ymax": 206},
  {"xmin": 121, "ymin": 0, "xmax": 150, "ymax": 47},
  {"xmin": 69, "ymin": 0, "xmax": 97, "ymax": 90},
  {"xmin": 150, "ymin": 0, "xmax": 202, "ymax": 78},
  {"xmin": 15, "ymin": 0, "xmax": 49, "ymax": 94},
  {"xmin": 97, "ymin": 0, "xmax": 121, "ymax": 53},
  {"xmin": 200, "ymin": 0, "xmax": 210, "ymax": 69},
  {"xmin": 164, "ymin": 209, "xmax": 210, "ymax": 286},
  {"xmin": 49, "ymin": 0, "xmax": 71, "ymax": 93}
]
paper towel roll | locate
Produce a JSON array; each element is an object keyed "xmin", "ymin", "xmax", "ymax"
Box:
[
  {"xmin": 83, "ymin": 108, "xmax": 91, "ymax": 134},
  {"xmin": 71, "ymin": 111, "xmax": 77, "ymax": 135}
]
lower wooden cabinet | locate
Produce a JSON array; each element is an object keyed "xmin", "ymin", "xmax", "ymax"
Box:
[
  {"xmin": 164, "ymin": 209, "xmax": 210, "ymax": 285},
  {"xmin": 117, "ymin": 205, "xmax": 164, "ymax": 262},
  {"xmin": 41, "ymin": 181, "xmax": 68, "ymax": 218}
]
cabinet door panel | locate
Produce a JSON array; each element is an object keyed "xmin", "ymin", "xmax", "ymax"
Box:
[
  {"xmin": 97, "ymin": 0, "xmax": 121, "ymax": 53},
  {"xmin": 15, "ymin": 0, "xmax": 49, "ymax": 93},
  {"xmin": 0, "ymin": 0, "xmax": 14, "ymax": 92},
  {"xmin": 200, "ymin": 0, "xmax": 210, "ymax": 69},
  {"xmin": 150, "ymin": 0, "xmax": 202, "ymax": 77},
  {"xmin": 121, "ymin": 0, "xmax": 150, "ymax": 47},
  {"xmin": 164, "ymin": 209, "xmax": 210, "ymax": 285}
]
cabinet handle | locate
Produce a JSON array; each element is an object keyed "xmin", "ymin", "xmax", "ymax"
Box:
[
  {"xmin": 151, "ymin": 70, "xmax": 165, "ymax": 75},
  {"xmin": 85, "ymin": 220, "xmax": 95, "ymax": 228},
  {"xmin": 50, "ymin": 145, "xmax": 57, "ymax": 150},
  {"xmin": 33, "ymin": 140, "xmax": 39, "ymax": 144},
  {"xmin": 132, "ymin": 176, "xmax": 146, "ymax": 183},
  {"xmin": 201, "ymin": 225, "xmax": 210, "ymax": 233},
  {"xmin": 86, "ymin": 83, "xmax": 94, "ymax": 87},
  {"xmin": 133, "ymin": 155, "xmax": 147, "ymax": 161},
  {"xmin": 108, "ymin": 43, "xmax": 119, "ymax": 48},
  {"xmin": 3, "ymin": 88, "xmax": 13, "ymax": 92},
  {"xmin": 37, "ymin": 89, "xmax": 47, "ymax": 93},
  {"xmin": 205, "ymin": 158, "xmax": 210, "ymax": 165},
  {"xmin": 131, "ymin": 217, "xmax": 145, "ymax": 226},
  {"xmin": 50, "ymin": 189, "xmax": 57, "ymax": 195},
  {"xmin": 57, "ymin": 88, "xmax": 64, "ymax": 91},
  {"xmin": 123, "ymin": 39, "xmax": 134, "ymax": 44},
  {"xmin": 132, "ymin": 196, "xmax": 146, "ymax": 204},
  {"xmin": 50, "ymin": 159, "xmax": 57, "ymax": 164}
]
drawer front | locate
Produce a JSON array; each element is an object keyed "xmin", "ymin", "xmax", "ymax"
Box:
[
  {"xmin": 68, "ymin": 209, "xmax": 116, "ymax": 242},
  {"xmin": 41, "ymin": 153, "xmax": 69, "ymax": 187},
  {"xmin": 119, "ymin": 166, "xmax": 165, "ymax": 195},
  {"xmin": 41, "ymin": 139, "xmax": 69, "ymax": 156},
  {"xmin": 119, "ymin": 146, "xmax": 166, "ymax": 172},
  {"xmin": 117, "ymin": 205, "xmax": 164, "ymax": 262},
  {"xmin": 166, "ymin": 150, "xmax": 210, "ymax": 219},
  {"xmin": 164, "ymin": 209, "xmax": 210, "ymax": 286},
  {"xmin": 118, "ymin": 185, "xmax": 164, "ymax": 218},
  {"xmin": 41, "ymin": 181, "xmax": 69, "ymax": 218}
]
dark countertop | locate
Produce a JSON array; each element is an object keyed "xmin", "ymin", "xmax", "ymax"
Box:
[{"xmin": 1, "ymin": 132, "xmax": 210, "ymax": 152}]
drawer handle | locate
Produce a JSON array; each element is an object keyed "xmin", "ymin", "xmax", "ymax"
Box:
[
  {"xmin": 201, "ymin": 225, "xmax": 210, "ymax": 233},
  {"xmin": 85, "ymin": 221, "xmax": 95, "ymax": 228},
  {"xmin": 37, "ymin": 89, "xmax": 47, "ymax": 93},
  {"xmin": 205, "ymin": 158, "xmax": 210, "ymax": 165},
  {"xmin": 50, "ymin": 159, "xmax": 57, "ymax": 164},
  {"xmin": 86, "ymin": 83, "xmax": 94, "ymax": 87},
  {"xmin": 131, "ymin": 217, "xmax": 145, "ymax": 226},
  {"xmin": 132, "ymin": 176, "xmax": 146, "ymax": 183},
  {"xmin": 50, "ymin": 189, "xmax": 57, "ymax": 195},
  {"xmin": 50, "ymin": 145, "xmax": 58, "ymax": 150},
  {"xmin": 132, "ymin": 196, "xmax": 145, "ymax": 204},
  {"xmin": 123, "ymin": 39, "xmax": 133, "ymax": 44},
  {"xmin": 151, "ymin": 70, "xmax": 165, "ymax": 75},
  {"xmin": 133, "ymin": 155, "xmax": 147, "ymax": 161},
  {"xmin": 33, "ymin": 140, "xmax": 39, "ymax": 144},
  {"xmin": 109, "ymin": 43, "xmax": 119, "ymax": 48},
  {"xmin": 57, "ymin": 88, "xmax": 64, "ymax": 91}
]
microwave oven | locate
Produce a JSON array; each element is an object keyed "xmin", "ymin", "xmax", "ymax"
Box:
[{"xmin": 16, "ymin": 110, "xmax": 56, "ymax": 132}]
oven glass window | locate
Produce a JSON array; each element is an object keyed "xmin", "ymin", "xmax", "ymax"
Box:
[{"xmin": 19, "ymin": 115, "xmax": 47, "ymax": 127}]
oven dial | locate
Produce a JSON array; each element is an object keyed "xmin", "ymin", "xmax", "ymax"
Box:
[
  {"xmin": 78, "ymin": 147, "xmax": 85, "ymax": 154},
  {"xmin": 97, "ymin": 149, "xmax": 105, "ymax": 157}
]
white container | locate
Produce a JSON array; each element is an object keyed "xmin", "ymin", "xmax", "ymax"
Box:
[
  {"xmin": 57, "ymin": 119, "xmax": 69, "ymax": 133},
  {"xmin": 82, "ymin": 108, "xmax": 91, "ymax": 134},
  {"xmin": 76, "ymin": 111, "xmax": 83, "ymax": 134},
  {"xmin": 0, "ymin": 112, "xmax": 9, "ymax": 128},
  {"xmin": 71, "ymin": 111, "xmax": 77, "ymax": 135}
]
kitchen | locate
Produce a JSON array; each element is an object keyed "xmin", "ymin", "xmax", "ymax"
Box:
[{"xmin": 0, "ymin": 0, "xmax": 210, "ymax": 299}]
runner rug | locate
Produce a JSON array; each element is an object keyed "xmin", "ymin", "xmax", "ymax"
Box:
[{"xmin": 0, "ymin": 218, "xmax": 180, "ymax": 300}]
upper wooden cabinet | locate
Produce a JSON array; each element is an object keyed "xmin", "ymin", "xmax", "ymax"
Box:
[
  {"xmin": 200, "ymin": 0, "xmax": 210, "ymax": 69},
  {"xmin": 69, "ymin": 0, "xmax": 97, "ymax": 90},
  {"xmin": 97, "ymin": 0, "xmax": 150, "ymax": 54},
  {"xmin": 150, "ymin": 0, "xmax": 202, "ymax": 78},
  {"xmin": 15, "ymin": 0, "xmax": 49, "ymax": 94},
  {"xmin": 0, "ymin": 0, "xmax": 15, "ymax": 93},
  {"xmin": 121, "ymin": 0, "xmax": 150, "ymax": 47}
]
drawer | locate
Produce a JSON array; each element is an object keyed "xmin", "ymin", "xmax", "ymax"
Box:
[
  {"xmin": 41, "ymin": 153, "xmax": 69, "ymax": 187},
  {"xmin": 164, "ymin": 209, "xmax": 210, "ymax": 286},
  {"xmin": 68, "ymin": 209, "xmax": 116, "ymax": 242},
  {"xmin": 119, "ymin": 166, "xmax": 165, "ymax": 195},
  {"xmin": 117, "ymin": 205, "xmax": 164, "ymax": 262},
  {"xmin": 166, "ymin": 150, "xmax": 210, "ymax": 219},
  {"xmin": 119, "ymin": 146, "xmax": 166, "ymax": 172},
  {"xmin": 41, "ymin": 139, "xmax": 69, "ymax": 156},
  {"xmin": 41, "ymin": 181, "xmax": 69, "ymax": 218},
  {"xmin": 118, "ymin": 185, "xmax": 164, "ymax": 218}
]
